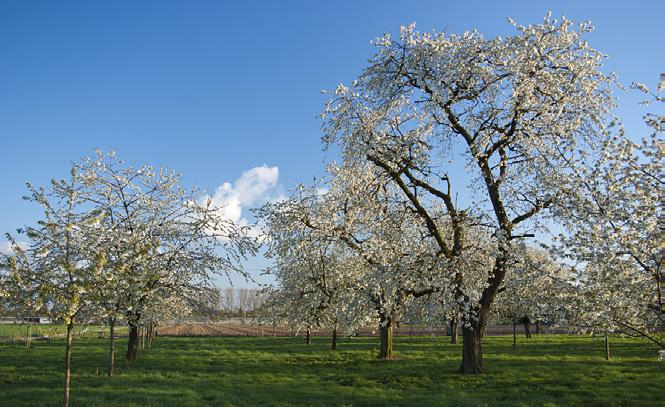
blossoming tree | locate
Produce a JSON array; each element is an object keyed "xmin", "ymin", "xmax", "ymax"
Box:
[
  {"xmin": 1, "ymin": 167, "xmax": 108, "ymax": 407},
  {"xmin": 321, "ymin": 14, "xmax": 616, "ymax": 373},
  {"xmin": 552, "ymin": 78, "xmax": 664, "ymax": 350},
  {"xmin": 75, "ymin": 151, "xmax": 258, "ymax": 362}
]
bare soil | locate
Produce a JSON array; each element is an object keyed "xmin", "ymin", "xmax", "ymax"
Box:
[{"xmin": 156, "ymin": 323, "xmax": 568, "ymax": 337}]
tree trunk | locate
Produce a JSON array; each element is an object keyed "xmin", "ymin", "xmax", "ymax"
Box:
[
  {"xmin": 605, "ymin": 336, "xmax": 610, "ymax": 360},
  {"xmin": 63, "ymin": 320, "xmax": 74, "ymax": 407},
  {"xmin": 26, "ymin": 324, "xmax": 32, "ymax": 348},
  {"xmin": 107, "ymin": 318, "xmax": 115, "ymax": 378},
  {"xmin": 520, "ymin": 316, "xmax": 531, "ymax": 338},
  {"xmin": 513, "ymin": 322, "xmax": 517, "ymax": 351},
  {"xmin": 126, "ymin": 323, "xmax": 139, "ymax": 362},
  {"xmin": 450, "ymin": 318, "xmax": 459, "ymax": 344},
  {"xmin": 331, "ymin": 327, "xmax": 337, "ymax": 350},
  {"xmin": 535, "ymin": 320, "xmax": 541, "ymax": 335},
  {"xmin": 459, "ymin": 324, "xmax": 483, "ymax": 374},
  {"xmin": 305, "ymin": 326, "xmax": 311, "ymax": 345},
  {"xmin": 378, "ymin": 316, "xmax": 393, "ymax": 359},
  {"xmin": 148, "ymin": 323, "xmax": 155, "ymax": 348},
  {"xmin": 523, "ymin": 322, "xmax": 531, "ymax": 338},
  {"xmin": 457, "ymin": 232, "xmax": 513, "ymax": 374},
  {"xmin": 459, "ymin": 304, "xmax": 492, "ymax": 374}
]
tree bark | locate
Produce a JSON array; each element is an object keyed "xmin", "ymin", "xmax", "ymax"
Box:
[
  {"xmin": 520, "ymin": 316, "xmax": 531, "ymax": 338},
  {"xmin": 149, "ymin": 323, "xmax": 156, "ymax": 348},
  {"xmin": 605, "ymin": 336, "xmax": 610, "ymax": 360},
  {"xmin": 126, "ymin": 323, "xmax": 139, "ymax": 362},
  {"xmin": 535, "ymin": 320, "xmax": 541, "ymax": 335},
  {"xmin": 26, "ymin": 324, "xmax": 32, "ymax": 348},
  {"xmin": 513, "ymin": 322, "xmax": 517, "ymax": 351},
  {"xmin": 450, "ymin": 318, "xmax": 459, "ymax": 344},
  {"xmin": 63, "ymin": 320, "xmax": 74, "ymax": 407},
  {"xmin": 378, "ymin": 316, "xmax": 393, "ymax": 359},
  {"xmin": 107, "ymin": 317, "xmax": 115, "ymax": 378},
  {"xmin": 331, "ymin": 327, "xmax": 337, "ymax": 350},
  {"xmin": 523, "ymin": 322, "xmax": 532, "ymax": 338},
  {"xmin": 459, "ymin": 324, "xmax": 483, "ymax": 374},
  {"xmin": 306, "ymin": 326, "xmax": 311, "ymax": 345}
]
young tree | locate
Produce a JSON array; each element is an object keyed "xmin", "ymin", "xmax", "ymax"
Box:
[
  {"xmin": 552, "ymin": 77, "xmax": 663, "ymax": 350},
  {"xmin": 322, "ymin": 14, "xmax": 615, "ymax": 373},
  {"xmin": 1, "ymin": 168, "xmax": 108, "ymax": 407},
  {"xmin": 260, "ymin": 184, "xmax": 372, "ymax": 350},
  {"xmin": 261, "ymin": 168, "xmax": 481, "ymax": 359},
  {"xmin": 493, "ymin": 246, "xmax": 570, "ymax": 348},
  {"xmin": 76, "ymin": 151, "xmax": 258, "ymax": 362},
  {"xmin": 90, "ymin": 275, "xmax": 124, "ymax": 378}
]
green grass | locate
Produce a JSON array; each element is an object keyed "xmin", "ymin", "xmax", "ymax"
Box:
[
  {"xmin": 0, "ymin": 324, "xmax": 128, "ymax": 339},
  {"xmin": 0, "ymin": 334, "xmax": 663, "ymax": 406}
]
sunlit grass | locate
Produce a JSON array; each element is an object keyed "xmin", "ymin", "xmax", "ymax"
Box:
[
  {"xmin": 0, "ymin": 324, "xmax": 128, "ymax": 339},
  {"xmin": 0, "ymin": 334, "xmax": 662, "ymax": 406}
]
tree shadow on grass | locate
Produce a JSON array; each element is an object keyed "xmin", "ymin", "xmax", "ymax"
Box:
[{"xmin": 1, "ymin": 335, "xmax": 662, "ymax": 406}]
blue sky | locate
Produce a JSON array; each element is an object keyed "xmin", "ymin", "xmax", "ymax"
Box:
[{"xmin": 1, "ymin": 1, "xmax": 663, "ymax": 286}]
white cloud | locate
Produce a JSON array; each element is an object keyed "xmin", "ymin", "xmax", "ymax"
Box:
[
  {"xmin": 0, "ymin": 240, "xmax": 28, "ymax": 255},
  {"xmin": 209, "ymin": 165, "xmax": 280, "ymax": 226}
]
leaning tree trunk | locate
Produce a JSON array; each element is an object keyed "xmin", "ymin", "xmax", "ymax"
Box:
[
  {"xmin": 126, "ymin": 323, "xmax": 139, "ymax": 362},
  {"xmin": 331, "ymin": 327, "xmax": 338, "ymax": 350},
  {"xmin": 378, "ymin": 316, "xmax": 393, "ymax": 359},
  {"xmin": 450, "ymin": 318, "xmax": 459, "ymax": 344},
  {"xmin": 107, "ymin": 317, "xmax": 116, "ymax": 378},
  {"xmin": 63, "ymin": 319, "xmax": 75, "ymax": 407}
]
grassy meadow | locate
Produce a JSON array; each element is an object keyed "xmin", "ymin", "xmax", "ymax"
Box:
[
  {"xmin": 0, "ymin": 334, "xmax": 663, "ymax": 406},
  {"xmin": 0, "ymin": 324, "xmax": 129, "ymax": 341}
]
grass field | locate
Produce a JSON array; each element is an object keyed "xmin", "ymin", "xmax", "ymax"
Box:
[
  {"xmin": 0, "ymin": 334, "xmax": 663, "ymax": 406},
  {"xmin": 0, "ymin": 324, "xmax": 128, "ymax": 339}
]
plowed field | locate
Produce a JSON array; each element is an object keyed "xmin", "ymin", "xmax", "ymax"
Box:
[{"xmin": 157, "ymin": 323, "xmax": 292, "ymax": 337}]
